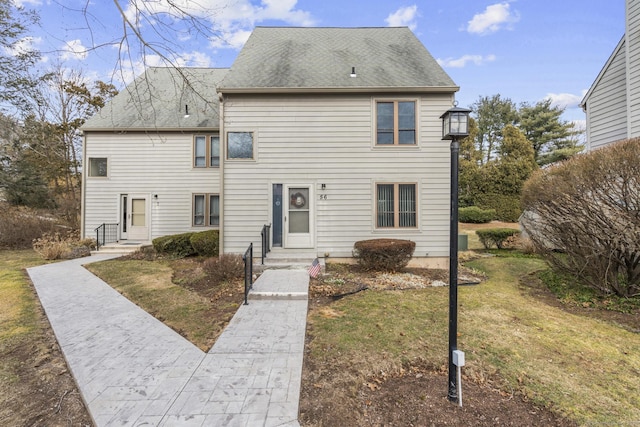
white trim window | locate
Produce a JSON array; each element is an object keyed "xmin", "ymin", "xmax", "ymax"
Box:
[
  {"xmin": 88, "ymin": 157, "xmax": 108, "ymax": 177},
  {"xmin": 375, "ymin": 100, "xmax": 417, "ymax": 145},
  {"xmin": 194, "ymin": 135, "xmax": 220, "ymax": 167},
  {"xmin": 193, "ymin": 194, "xmax": 220, "ymax": 227},
  {"xmin": 376, "ymin": 183, "xmax": 417, "ymax": 228}
]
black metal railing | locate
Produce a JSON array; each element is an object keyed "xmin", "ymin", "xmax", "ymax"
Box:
[
  {"xmin": 94, "ymin": 223, "xmax": 119, "ymax": 250},
  {"xmin": 261, "ymin": 223, "xmax": 271, "ymax": 265},
  {"xmin": 242, "ymin": 243, "xmax": 253, "ymax": 305}
]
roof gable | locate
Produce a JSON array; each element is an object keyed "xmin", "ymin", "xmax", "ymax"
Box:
[
  {"xmin": 82, "ymin": 67, "xmax": 228, "ymax": 131},
  {"xmin": 581, "ymin": 35, "xmax": 626, "ymax": 109},
  {"xmin": 218, "ymin": 27, "xmax": 457, "ymax": 93}
]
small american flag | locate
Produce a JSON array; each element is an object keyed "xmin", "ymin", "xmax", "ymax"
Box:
[{"xmin": 308, "ymin": 258, "xmax": 321, "ymax": 278}]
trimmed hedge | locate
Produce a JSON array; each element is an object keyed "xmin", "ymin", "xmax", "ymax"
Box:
[
  {"xmin": 476, "ymin": 228, "xmax": 520, "ymax": 249},
  {"xmin": 152, "ymin": 232, "xmax": 196, "ymax": 258},
  {"xmin": 459, "ymin": 206, "xmax": 495, "ymax": 223},
  {"xmin": 353, "ymin": 238, "xmax": 415, "ymax": 272},
  {"xmin": 190, "ymin": 230, "xmax": 219, "ymax": 257}
]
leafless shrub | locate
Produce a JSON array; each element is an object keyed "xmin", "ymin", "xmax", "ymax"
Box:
[
  {"xmin": 521, "ymin": 138, "xmax": 640, "ymax": 297},
  {"xmin": 203, "ymin": 254, "xmax": 244, "ymax": 285},
  {"xmin": 0, "ymin": 203, "xmax": 59, "ymax": 249},
  {"xmin": 32, "ymin": 230, "xmax": 93, "ymax": 260}
]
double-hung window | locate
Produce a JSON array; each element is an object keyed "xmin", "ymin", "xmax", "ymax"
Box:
[
  {"xmin": 376, "ymin": 183, "xmax": 417, "ymax": 228},
  {"xmin": 194, "ymin": 135, "xmax": 220, "ymax": 167},
  {"xmin": 193, "ymin": 194, "xmax": 220, "ymax": 227},
  {"xmin": 376, "ymin": 100, "xmax": 416, "ymax": 145}
]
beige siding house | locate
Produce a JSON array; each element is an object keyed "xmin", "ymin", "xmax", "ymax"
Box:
[
  {"xmin": 81, "ymin": 27, "xmax": 459, "ymax": 267},
  {"xmin": 581, "ymin": 0, "xmax": 640, "ymax": 150},
  {"xmin": 81, "ymin": 67, "xmax": 226, "ymax": 242}
]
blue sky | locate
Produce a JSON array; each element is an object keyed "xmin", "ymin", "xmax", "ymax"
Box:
[{"xmin": 20, "ymin": 1, "xmax": 626, "ymax": 126}]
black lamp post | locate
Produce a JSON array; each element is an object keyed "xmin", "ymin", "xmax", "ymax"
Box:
[{"xmin": 440, "ymin": 104, "xmax": 471, "ymax": 403}]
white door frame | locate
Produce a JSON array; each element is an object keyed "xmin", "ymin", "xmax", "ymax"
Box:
[
  {"xmin": 283, "ymin": 184, "xmax": 314, "ymax": 249},
  {"xmin": 126, "ymin": 193, "xmax": 150, "ymax": 241}
]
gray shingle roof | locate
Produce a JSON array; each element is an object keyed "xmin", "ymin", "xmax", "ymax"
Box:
[
  {"xmin": 82, "ymin": 67, "xmax": 228, "ymax": 131},
  {"xmin": 218, "ymin": 27, "xmax": 457, "ymax": 92}
]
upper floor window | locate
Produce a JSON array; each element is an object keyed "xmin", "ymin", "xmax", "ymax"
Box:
[
  {"xmin": 194, "ymin": 135, "xmax": 220, "ymax": 168},
  {"xmin": 376, "ymin": 100, "xmax": 416, "ymax": 145},
  {"xmin": 88, "ymin": 157, "xmax": 108, "ymax": 177},
  {"xmin": 227, "ymin": 132, "xmax": 254, "ymax": 159},
  {"xmin": 376, "ymin": 183, "xmax": 417, "ymax": 228}
]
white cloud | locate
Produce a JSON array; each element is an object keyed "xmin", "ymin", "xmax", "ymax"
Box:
[
  {"xmin": 545, "ymin": 90, "xmax": 587, "ymax": 109},
  {"xmin": 437, "ymin": 54, "xmax": 496, "ymax": 68},
  {"xmin": 385, "ymin": 5, "xmax": 419, "ymax": 30},
  {"xmin": 60, "ymin": 39, "xmax": 88, "ymax": 60},
  {"xmin": 210, "ymin": 29, "xmax": 253, "ymax": 50},
  {"xmin": 124, "ymin": 0, "xmax": 316, "ymax": 52},
  {"xmin": 6, "ymin": 36, "xmax": 41, "ymax": 56},
  {"xmin": 13, "ymin": 0, "xmax": 41, "ymax": 6},
  {"xmin": 467, "ymin": 2, "xmax": 520, "ymax": 35}
]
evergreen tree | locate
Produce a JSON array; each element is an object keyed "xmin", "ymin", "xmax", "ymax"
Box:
[
  {"xmin": 519, "ymin": 98, "xmax": 581, "ymax": 165},
  {"xmin": 0, "ymin": 0, "xmax": 40, "ymax": 108},
  {"xmin": 471, "ymin": 94, "xmax": 519, "ymax": 165}
]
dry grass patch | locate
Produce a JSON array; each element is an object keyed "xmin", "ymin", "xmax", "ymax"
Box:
[{"xmin": 0, "ymin": 250, "xmax": 91, "ymax": 425}]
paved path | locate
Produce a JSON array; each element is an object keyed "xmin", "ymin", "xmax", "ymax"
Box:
[{"xmin": 28, "ymin": 256, "xmax": 309, "ymax": 427}]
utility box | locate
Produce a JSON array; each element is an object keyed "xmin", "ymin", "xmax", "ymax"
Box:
[
  {"xmin": 453, "ymin": 350, "xmax": 465, "ymax": 367},
  {"xmin": 458, "ymin": 234, "xmax": 468, "ymax": 251}
]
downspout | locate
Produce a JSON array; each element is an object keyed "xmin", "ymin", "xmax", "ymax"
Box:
[
  {"xmin": 80, "ymin": 131, "xmax": 87, "ymax": 239},
  {"xmin": 218, "ymin": 92, "xmax": 225, "ymax": 257}
]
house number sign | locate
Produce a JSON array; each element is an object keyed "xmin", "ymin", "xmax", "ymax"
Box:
[{"xmin": 319, "ymin": 194, "xmax": 328, "ymax": 200}]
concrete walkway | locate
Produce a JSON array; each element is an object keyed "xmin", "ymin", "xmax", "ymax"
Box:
[{"xmin": 28, "ymin": 255, "xmax": 309, "ymax": 427}]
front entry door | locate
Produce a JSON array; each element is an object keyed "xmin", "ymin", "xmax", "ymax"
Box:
[
  {"xmin": 126, "ymin": 194, "xmax": 149, "ymax": 241},
  {"xmin": 120, "ymin": 194, "xmax": 128, "ymax": 240},
  {"xmin": 284, "ymin": 185, "xmax": 313, "ymax": 248}
]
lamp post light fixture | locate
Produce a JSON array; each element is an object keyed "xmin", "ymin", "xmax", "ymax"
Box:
[{"xmin": 440, "ymin": 104, "xmax": 471, "ymax": 403}]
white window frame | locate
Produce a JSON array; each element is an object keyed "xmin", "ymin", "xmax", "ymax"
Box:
[{"xmin": 88, "ymin": 157, "xmax": 108, "ymax": 177}]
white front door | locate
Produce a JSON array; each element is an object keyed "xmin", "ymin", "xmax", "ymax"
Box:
[
  {"xmin": 284, "ymin": 185, "xmax": 314, "ymax": 248},
  {"xmin": 127, "ymin": 194, "xmax": 149, "ymax": 241}
]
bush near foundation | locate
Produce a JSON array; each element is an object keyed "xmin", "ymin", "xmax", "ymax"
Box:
[
  {"xmin": 476, "ymin": 228, "xmax": 520, "ymax": 249},
  {"xmin": 459, "ymin": 206, "xmax": 495, "ymax": 223},
  {"xmin": 521, "ymin": 137, "xmax": 640, "ymax": 298},
  {"xmin": 203, "ymin": 254, "xmax": 244, "ymax": 284},
  {"xmin": 152, "ymin": 232, "xmax": 196, "ymax": 258},
  {"xmin": 353, "ymin": 238, "xmax": 415, "ymax": 272},
  {"xmin": 190, "ymin": 230, "xmax": 219, "ymax": 257}
]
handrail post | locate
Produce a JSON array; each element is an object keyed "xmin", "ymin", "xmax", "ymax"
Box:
[
  {"xmin": 243, "ymin": 242, "xmax": 253, "ymax": 305},
  {"xmin": 260, "ymin": 223, "xmax": 272, "ymax": 265}
]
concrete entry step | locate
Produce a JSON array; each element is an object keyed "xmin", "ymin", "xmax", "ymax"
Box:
[{"xmin": 248, "ymin": 269, "xmax": 310, "ymax": 301}]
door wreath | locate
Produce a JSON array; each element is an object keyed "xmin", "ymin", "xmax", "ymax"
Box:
[{"xmin": 290, "ymin": 192, "xmax": 306, "ymax": 208}]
